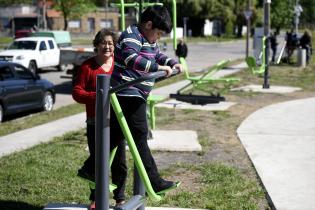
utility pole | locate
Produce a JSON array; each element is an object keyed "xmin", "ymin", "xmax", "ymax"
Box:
[
  {"xmin": 183, "ymin": 17, "xmax": 188, "ymax": 39},
  {"xmin": 263, "ymin": 0, "xmax": 271, "ymax": 89},
  {"xmin": 244, "ymin": 0, "xmax": 252, "ymax": 58},
  {"xmin": 294, "ymin": 0, "xmax": 302, "ymax": 34},
  {"xmin": 43, "ymin": 0, "xmax": 47, "ymax": 30}
]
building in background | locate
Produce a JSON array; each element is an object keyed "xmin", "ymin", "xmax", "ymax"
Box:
[{"xmin": 0, "ymin": 1, "xmax": 122, "ymax": 36}]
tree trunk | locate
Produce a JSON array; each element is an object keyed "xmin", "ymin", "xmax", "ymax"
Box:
[
  {"xmin": 63, "ymin": 15, "xmax": 68, "ymax": 30},
  {"xmin": 237, "ymin": 24, "xmax": 243, "ymax": 37}
]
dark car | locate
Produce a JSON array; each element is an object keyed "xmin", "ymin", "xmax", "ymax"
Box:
[{"xmin": 0, "ymin": 61, "xmax": 55, "ymax": 122}]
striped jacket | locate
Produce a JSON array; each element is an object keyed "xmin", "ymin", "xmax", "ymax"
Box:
[{"xmin": 111, "ymin": 25, "xmax": 178, "ymax": 100}]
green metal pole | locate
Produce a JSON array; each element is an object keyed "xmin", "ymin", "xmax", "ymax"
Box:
[
  {"xmin": 172, "ymin": 0, "xmax": 177, "ymax": 50},
  {"xmin": 120, "ymin": 0, "xmax": 125, "ymax": 30}
]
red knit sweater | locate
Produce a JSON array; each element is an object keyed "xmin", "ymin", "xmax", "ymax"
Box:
[{"xmin": 72, "ymin": 56, "xmax": 114, "ymax": 118}]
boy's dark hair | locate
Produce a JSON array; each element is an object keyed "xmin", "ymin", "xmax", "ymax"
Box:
[
  {"xmin": 140, "ymin": 5, "xmax": 172, "ymax": 34},
  {"xmin": 93, "ymin": 29, "xmax": 117, "ymax": 51}
]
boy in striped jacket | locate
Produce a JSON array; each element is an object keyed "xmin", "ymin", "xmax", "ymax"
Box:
[{"xmin": 110, "ymin": 5, "xmax": 183, "ymax": 201}]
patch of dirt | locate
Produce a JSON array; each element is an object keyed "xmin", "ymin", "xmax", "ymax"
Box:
[{"xmin": 152, "ymin": 89, "xmax": 315, "ymax": 209}]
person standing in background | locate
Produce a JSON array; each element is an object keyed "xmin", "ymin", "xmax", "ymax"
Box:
[
  {"xmin": 270, "ymin": 32, "xmax": 278, "ymax": 63},
  {"xmin": 175, "ymin": 38, "xmax": 188, "ymax": 61}
]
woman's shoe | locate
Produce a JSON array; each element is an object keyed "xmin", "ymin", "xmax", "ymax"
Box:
[
  {"xmin": 77, "ymin": 167, "xmax": 95, "ymax": 182},
  {"xmin": 89, "ymin": 202, "xmax": 95, "ymax": 210}
]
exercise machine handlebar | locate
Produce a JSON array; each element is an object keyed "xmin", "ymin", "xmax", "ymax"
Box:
[{"xmin": 109, "ymin": 68, "xmax": 180, "ymax": 94}]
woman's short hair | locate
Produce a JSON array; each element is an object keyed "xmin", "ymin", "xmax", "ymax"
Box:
[{"xmin": 93, "ymin": 29, "xmax": 118, "ymax": 51}]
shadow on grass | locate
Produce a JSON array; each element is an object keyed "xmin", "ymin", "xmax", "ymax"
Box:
[{"xmin": 0, "ymin": 200, "xmax": 42, "ymax": 210}]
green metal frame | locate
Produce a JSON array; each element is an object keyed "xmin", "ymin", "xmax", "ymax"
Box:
[
  {"xmin": 245, "ymin": 36, "xmax": 266, "ymax": 75},
  {"xmin": 87, "ymin": 147, "xmax": 118, "ymax": 192},
  {"xmin": 112, "ymin": 0, "xmax": 177, "ymax": 50},
  {"xmin": 179, "ymin": 57, "xmax": 240, "ymax": 94},
  {"xmin": 111, "ymin": 92, "xmax": 175, "ymax": 201},
  {"xmin": 146, "ymin": 94, "xmax": 166, "ymax": 129}
]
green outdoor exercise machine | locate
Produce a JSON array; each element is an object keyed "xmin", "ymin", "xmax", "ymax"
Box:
[
  {"xmin": 170, "ymin": 57, "xmax": 240, "ymax": 105},
  {"xmin": 94, "ymin": 69, "xmax": 180, "ymax": 210},
  {"xmin": 245, "ymin": 36, "xmax": 267, "ymax": 76}
]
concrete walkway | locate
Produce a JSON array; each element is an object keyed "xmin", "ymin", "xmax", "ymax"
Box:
[
  {"xmin": 0, "ymin": 112, "xmax": 201, "ymax": 158},
  {"xmin": 237, "ymin": 97, "xmax": 315, "ymax": 210}
]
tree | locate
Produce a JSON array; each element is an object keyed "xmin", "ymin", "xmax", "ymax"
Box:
[
  {"xmin": 300, "ymin": 0, "xmax": 315, "ymax": 29},
  {"xmin": 270, "ymin": 0, "xmax": 294, "ymax": 33},
  {"xmin": 0, "ymin": 0, "xmax": 32, "ymax": 6},
  {"xmin": 53, "ymin": 0, "xmax": 96, "ymax": 30}
]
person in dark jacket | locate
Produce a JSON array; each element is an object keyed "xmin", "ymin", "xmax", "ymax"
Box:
[
  {"xmin": 175, "ymin": 38, "xmax": 188, "ymax": 60},
  {"xmin": 270, "ymin": 32, "xmax": 278, "ymax": 63},
  {"xmin": 299, "ymin": 30, "xmax": 312, "ymax": 64}
]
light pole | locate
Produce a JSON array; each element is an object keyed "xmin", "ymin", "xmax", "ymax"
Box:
[
  {"xmin": 263, "ymin": 0, "xmax": 271, "ymax": 89},
  {"xmin": 183, "ymin": 17, "xmax": 188, "ymax": 39},
  {"xmin": 43, "ymin": 0, "xmax": 47, "ymax": 30},
  {"xmin": 294, "ymin": 0, "xmax": 303, "ymax": 34},
  {"xmin": 244, "ymin": 0, "xmax": 252, "ymax": 58}
]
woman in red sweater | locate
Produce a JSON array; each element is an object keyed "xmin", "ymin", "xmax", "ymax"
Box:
[{"xmin": 72, "ymin": 29, "xmax": 127, "ymax": 207}]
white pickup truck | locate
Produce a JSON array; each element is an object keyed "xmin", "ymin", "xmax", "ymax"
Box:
[{"xmin": 0, "ymin": 36, "xmax": 94, "ymax": 74}]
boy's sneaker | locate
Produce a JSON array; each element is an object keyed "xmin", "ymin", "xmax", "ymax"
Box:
[
  {"xmin": 77, "ymin": 167, "xmax": 95, "ymax": 182},
  {"xmin": 152, "ymin": 178, "xmax": 176, "ymax": 193}
]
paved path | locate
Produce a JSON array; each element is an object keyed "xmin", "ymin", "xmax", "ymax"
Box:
[{"xmin": 237, "ymin": 97, "xmax": 315, "ymax": 210}]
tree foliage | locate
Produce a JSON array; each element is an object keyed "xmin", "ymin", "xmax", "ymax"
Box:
[
  {"xmin": 0, "ymin": 0, "xmax": 33, "ymax": 6},
  {"xmin": 300, "ymin": 0, "xmax": 315, "ymax": 29},
  {"xmin": 165, "ymin": 0, "xmax": 259, "ymax": 36},
  {"xmin": 270, "ymin": 0, "xmax": 294, "ymax": 33},
  {"xmin": 1, "ymin": 0, "xmax": 315, "ymax": 35},
  {"xmin": 53, "ymin": 0, "xmax": 96, "ymax": 30}
]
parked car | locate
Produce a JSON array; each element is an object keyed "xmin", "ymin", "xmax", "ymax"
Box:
[
  {"xmin": 0, "ymin": 37, "xmax": 61, "ymax": 74},
  {"xmin": 0, "ymin": 34, "xmax": 94, "ymax": 75},
  {"xmin": 0, "ymin": 61, "xmax": 55, "ymax": 122}
]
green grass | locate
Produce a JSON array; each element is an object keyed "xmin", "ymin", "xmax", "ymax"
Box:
[
  {"xmin": 0, "ymin": 131, "xmax": 265, "ymax": 210},
  {"xmin": 0, "ymin": 130, "xmax": 89, "ymax": 210},
  {"xmin": 0, "ymin": 103, "xmax": 85, "ymax": 137},
  {"xmin": 0, "ymin": 37, "xmax": 13, "ymax": 49},
  {"xmin": 149, "ymin": 163, "xmax": 264, "ymax": 210},
  {"xmin": 0, "ymin": 37, "xmax": 13, "ymax": 44}
]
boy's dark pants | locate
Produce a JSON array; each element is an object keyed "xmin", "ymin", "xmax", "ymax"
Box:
[
  {"xmin": 113, "ymin": 96, "xmax": 161, "ymax": 181},
  {"xmin": 84, "ymin": 96, "xmax": 161, "ymax": 201}
]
